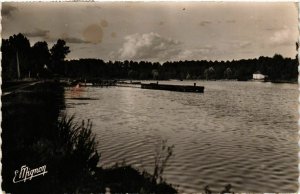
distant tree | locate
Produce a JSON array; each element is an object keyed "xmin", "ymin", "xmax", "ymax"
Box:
[
  {"xmin": 11, "ymin": 34, "xmax": 31, "ymax": 78},
  {"xmin": 269, "ymin": 54, "xmax": 284, "ymax": 80},
  {"xmin": 2, "ymin": 38, "xmax": 15, "ymax": 80},
  {"xmin": 204, "ymin": 67, "xmax": 215, "ymax": 80},
  {"xmin": 50, "ymin": 39, "xmax": 70, "ymax": 74},
  {"xmin": 273, "ymin": 53, "xmax": 284, "ymax": 61},
  {"xmin": 152, "ymin": 69, "xmax": 159, "ymax": 80},
  {"xmin": 128, "ymin": 69, "xmax": 138, "ymax": 80},
  {"xmin": 8, "ymin": 33, "xmax": 31, "ymax": 54},
  {"xmin": 224, "ymin": 67, "xmax": 233, "ymax": 79},
  {"xmin": 2, "ymin": 33, "xmax": 32, "ymax": 80},
  {"xmin": 31, "ymin": 41, "xmax": 51, "ymax": 78}
]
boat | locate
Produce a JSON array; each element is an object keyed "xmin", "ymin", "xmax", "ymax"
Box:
[{"xmin": 141, "ymin": 82, "xmax": 204, "ymax": 93}]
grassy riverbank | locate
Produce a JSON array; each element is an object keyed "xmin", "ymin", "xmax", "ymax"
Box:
[
  {"xmin": 2, "ymin": 81, "xmax": 64, "ymax": 193},
  {"xmin": 1, "ymin": 81, "xmax": 177, "ymax": 193}
]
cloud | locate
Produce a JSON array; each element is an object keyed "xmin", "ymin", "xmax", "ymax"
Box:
[
  {"xmin": 269, "ymin": 27, "xmax": 291, "ymax": 45},
  {"xmin": 199, "ymin": 20, "xmax": 212, "ymax": 26},
  {"xmin": 265, "ymin": 27, "xmax": 282, "ymax": 31},
  {"xmin": 59, "ymin": 32, "xmax": 90, "ymax": 44},
  {"xmin": 64, "ymin": 37, "xmax": 89, "ymax": 44},
  {"xmin": 237, "ymin": 41, "xmax": 252, "ymax": 49},
  {"xmin": 23, "ymin": 29, "xmax": 50, "ymax": 38},
  {"xmin": 22, "ymin": 30, "xmax": 89, "ymax": 44},
  {"xmin": 174, "ymin": 45, "xmax": 217, "ymax": 61},
  {"xmin": 82, "ymin": 24, "xmax": 103, "ymax": 44},
  {"xmin": 115, "ymin": 32, "xmax": 181, "ymax": 61},
  {"xmin": 2, "ymin": 4, "xmax": 18, "ymax": 18},
  {"xmin": 112, "ymin": 33, "xmax": 220, "ymax": 62}
]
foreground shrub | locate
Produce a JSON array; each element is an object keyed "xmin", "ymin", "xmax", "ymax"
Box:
[
  {"xmin": 51, "ymin": 115, "xmax": 100, "ymax": 192},
  {"xmin": 152, "ymin": 139, "xmax": 174, "ymax": 184}
]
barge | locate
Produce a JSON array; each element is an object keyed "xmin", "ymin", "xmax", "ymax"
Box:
[{"xmin": 141, "ymin": 82, "xmax": 204, "ymax": 93}]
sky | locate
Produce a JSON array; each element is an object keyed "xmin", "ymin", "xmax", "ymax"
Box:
[{"xmin": 2, "ymin": 2, "xmax": 299, "ymax": 62}]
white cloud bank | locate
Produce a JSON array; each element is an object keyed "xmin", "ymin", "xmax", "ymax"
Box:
[
  {"xmin": 115, "ymin": 32, "xmax": 182, "ymax": 62},
  {"xmin": 269, "ymin": 26, "xmax": 292, "ymax": 46},
  {"xmin": 112, "ymin": 32, "xmax": 220, "ymax": 62}
]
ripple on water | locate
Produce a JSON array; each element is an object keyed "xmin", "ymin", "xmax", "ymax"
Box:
[{"xmin": 65, "ymin": 81, "xmax": 298, "ymax": 193}]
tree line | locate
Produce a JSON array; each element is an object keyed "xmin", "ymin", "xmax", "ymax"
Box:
[
  {"xmin": 2, "ymin": 33, "xmax": 70, "ymax": 81},
  {"xmin": 2, "ymin": 33, "xmax": 298, "ymax": 82},
  {"xmin": 65, "ymin": 55, "xmax": 298, "ymax": 82}
]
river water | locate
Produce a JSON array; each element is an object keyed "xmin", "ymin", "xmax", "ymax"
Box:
[{"xmin": 64, "ymin": 80, "xmax": 298, "ymax": 193}]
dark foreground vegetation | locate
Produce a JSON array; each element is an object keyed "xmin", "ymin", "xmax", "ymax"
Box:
[
  {"xmin": 1, "ymin": 81, "xmax": 177, "ymax": 193},
  {"xmin": 2, "ymin": 33, "xmax": 298, "ymax": 83}
]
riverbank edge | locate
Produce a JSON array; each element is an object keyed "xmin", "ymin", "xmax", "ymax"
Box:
[{"xmin": 1, "ymin": 81, "xmax": 177, "ymax": 193}]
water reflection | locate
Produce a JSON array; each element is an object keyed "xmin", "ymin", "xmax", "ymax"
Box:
[{"xmin": 65, "ymin": 81, "xmax": 298, "ymax": 193}]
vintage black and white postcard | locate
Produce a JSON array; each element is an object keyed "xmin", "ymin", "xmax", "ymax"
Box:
[{"xmin": 1, "ymin": 2, "xmax": 299, "ymax": 193}]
